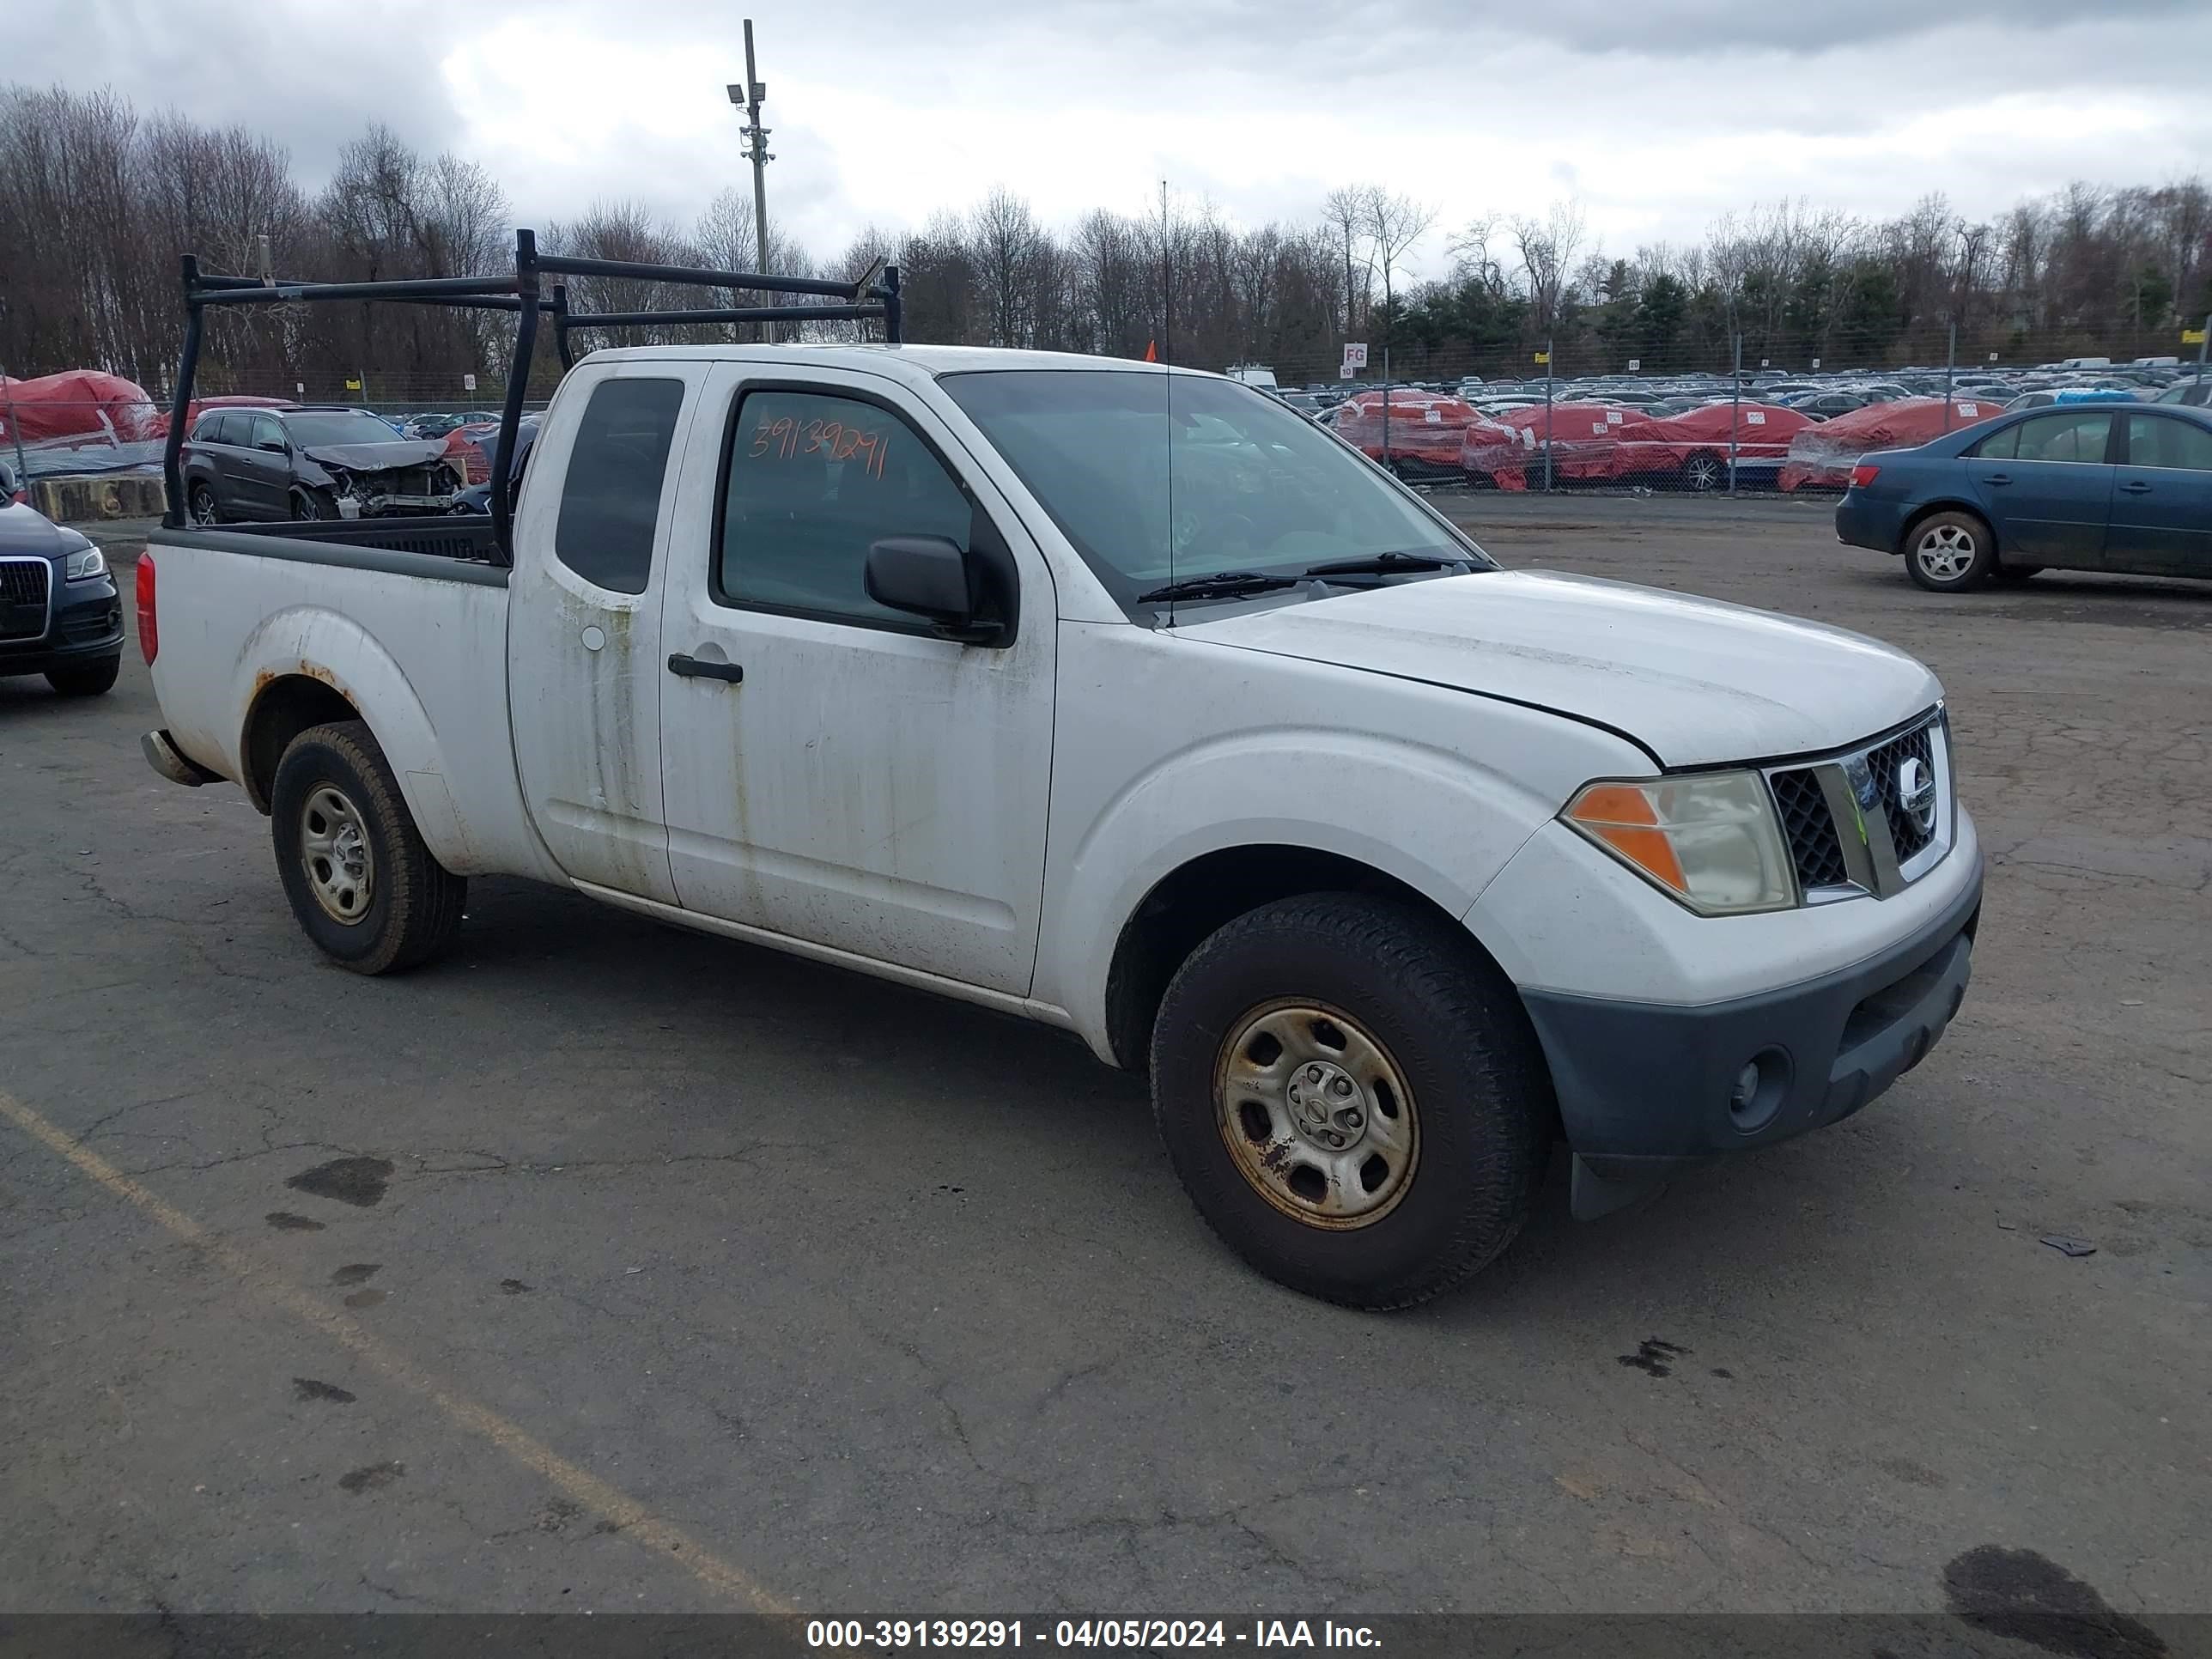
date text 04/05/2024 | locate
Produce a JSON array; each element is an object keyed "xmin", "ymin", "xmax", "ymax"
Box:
[{"xmin": 805, "ymin": 1620, "xmax": 1382, "ymax": 1649}]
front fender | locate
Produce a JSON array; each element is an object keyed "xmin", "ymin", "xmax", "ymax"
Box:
[
  {"xmin": 1035, "ymin": 726, "xmax": 1574, "ymax": 1059},
  {"xmin": 232, "ymin": 605, "xmax": 481, "ymax": 872}
]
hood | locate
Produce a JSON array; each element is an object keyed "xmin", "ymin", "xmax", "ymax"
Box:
[
  {"xmin": 0, "ymin": 500, "xmax": 71, "ymax": 558},
  {"xmin": 300, "ymin": 439, "xmax": 449, "ymax": 472},
  {"xmin": 1180, "ymin": 570, "xmax": 1941, "ymax": 768}
]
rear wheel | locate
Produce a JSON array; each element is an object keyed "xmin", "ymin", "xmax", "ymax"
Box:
[
  {"xmin": 188, "ymin": 482, "xmax": 220, "ymax": 526},
  {"xmin": 270, "ymin": 720, "xmax": 465, "ymax": 974},
  {"xmin": 1681, "ymin": 451, "xmax": 1727, "ymax": 492},
  {"xmin": 1151, "ymin": 893, "xmax": 1553, "ymax": 1310},
  {"xmin": 1905, "ymin": 511, "xmax": 1996, "ymax": 592}
]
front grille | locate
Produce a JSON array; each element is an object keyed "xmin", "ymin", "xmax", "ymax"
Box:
[
  {"xmin": 1771, "ymin": 767, "xmax": 1849, "ymax": 889},
  {"xmin": 0, "ymin": 558, "xmax": 51, "ymax": 641},
  {"xmin": 1760, "ymin": 711, "xmax": 1949, "ymax": 902},
  {"xmin": 1863, "ymin": 723, "xmax": 1937, "ymax": 862}
]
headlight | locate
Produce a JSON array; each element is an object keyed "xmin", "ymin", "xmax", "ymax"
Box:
[
  {"xmin": 1564, "ymin": 771, "xmax": 1796, "ymax": 915},
  {"xmin": 64, "ymin": 544, "xmax": 108, "ymax": 582}
]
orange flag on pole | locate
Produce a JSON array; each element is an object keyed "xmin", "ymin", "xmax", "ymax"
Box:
[{"xmin": 1143, "ymin": 340, "xmax": 1158, "ymax": 362}]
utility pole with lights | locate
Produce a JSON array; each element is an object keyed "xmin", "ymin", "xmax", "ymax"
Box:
[{"xmin": 727, "ymin": 21, "xmax": 774, "ymax": 337}]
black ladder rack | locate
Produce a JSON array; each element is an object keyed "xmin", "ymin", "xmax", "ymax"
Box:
[{"xmin": 163, "ymin": 228, "xmax": 903, "ymax": 565}]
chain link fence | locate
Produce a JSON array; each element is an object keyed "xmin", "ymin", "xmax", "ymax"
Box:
[{"xmin": 5, "ymin": 317, "xmax": 2205, "ymax": 516}]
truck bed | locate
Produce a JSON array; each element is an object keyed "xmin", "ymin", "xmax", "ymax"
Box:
[{"xmin": 144, "ymin": 520, "xmax": 558, "ymax": 885}]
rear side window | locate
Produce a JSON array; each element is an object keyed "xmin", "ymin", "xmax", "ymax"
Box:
[
  {"xmin": 554, "ymin": 378, "xmax": 686, "ymax": 596},
  {"xmin": 2013, "ymin": 411, "xmax": 2112, "ymax": 465},
  {"xmin": 1970, "ymin": 424, "xmax": 2018, "ymax": 461},
  {"xmin": 2124, "ymin": 415, "xmax": 2212, "ymax": 471},
  {"xmin": 715, "ymin": 388, "xmax": 972, "ymax": 627}
]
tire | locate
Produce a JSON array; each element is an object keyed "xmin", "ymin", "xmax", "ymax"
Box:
[
  {"xmin": 188, "ymin": 482, "xmax": 220, "ymax": 526},
  {"xmin": 1681, "ymin": 451, "xmax": 1727, "ymax": 493},
  {"xmin": 290, "ymin": 486, "xmax": 334, "ymax": 523},
  {"xmin": 1905, "ymin": 510, "xmax": 1997, "ymax": 592},
  {"xmin": 1150, "ymin": 893, "xmax": 1553, "ymax": 1310},
  {"xmin": 270, "ymin": 720, "xmax": 466, "ymax": 975},
  {"xmin": 45, "ymin": 655, "xmax": 120, "ymax": 697}
]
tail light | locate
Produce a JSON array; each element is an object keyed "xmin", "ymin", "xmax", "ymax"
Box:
[
  {"xmin": 1848, "ymin": 464, "xmax": 1881, "ymax": 489},
  {"xmin": 136, "ymin": 553, "xmax": 158, "ymax": 665}
]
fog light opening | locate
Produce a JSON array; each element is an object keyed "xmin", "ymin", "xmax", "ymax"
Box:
[{"xmin": 1728, "ymin": 1048, "xmax": 1790, "ymax": 1134}]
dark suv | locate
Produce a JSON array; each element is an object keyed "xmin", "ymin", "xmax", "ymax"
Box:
[
  {"xmin": 0, "ymin": 494, "xmax": 124, "ymax": 697},
  {"xmin": 180, "ymin": 406, "xmax": 459, "ymax": 524}
]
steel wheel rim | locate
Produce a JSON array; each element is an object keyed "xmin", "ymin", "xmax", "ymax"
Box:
[
  {"xmin": 1916, "ymin": 524, "xmax": 1976, "ymax": 580},
  {"xmin": 1214, "ymin": 999, "xmax": 1419, "ymax": 1231},
  {"xmin": 299, "ymin": 784, "xmax": 374, "ymax": 924}
]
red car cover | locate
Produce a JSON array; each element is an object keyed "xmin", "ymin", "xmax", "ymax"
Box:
[
  {"xmin": 1334, "ymin": 391, "xmax": 1486, "ymax": 472},
  {"xmin": 443, "ymin": 422, "xmax": 504, "ymax": 484},
  {"xmin": 1460, "ymin": 402, "xmax": 1657, "ymax": 489},
  {"xmin": 1778, "ymin": 397, "xmax": 2005, "ymax": 491},
  {"xmin": 1626, "ymin": 402, "xmax": 1814, "ymax": 477},
  {"xmin": 1463, "ymin": 401, "xmax": 1814, "ymax": 489},
  {"xmin": 0, "ymin": 370, "xmax": 161, "ymax": 447}
]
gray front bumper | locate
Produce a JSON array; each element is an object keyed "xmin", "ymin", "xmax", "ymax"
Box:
[{"xmin": 1520, "ymin": 862, "xmax": 1983, "ymax": 1216}]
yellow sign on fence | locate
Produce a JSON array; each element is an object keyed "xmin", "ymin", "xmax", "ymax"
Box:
[
  {"xmin": 1533, "ymin": 350, "xmax": 1551, "ymax": 365},
  {"xmin": 2183, "ymin": 329, "xmax": 2207, "ymax": 345},
  {"xmin": 343, "ymin": 378, "xmax": 362, "ymax": 390}
]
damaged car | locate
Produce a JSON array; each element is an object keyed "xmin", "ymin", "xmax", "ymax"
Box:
[{"xmin": 179, "ymin": 406, "xmax": 459, "ymax": 525}]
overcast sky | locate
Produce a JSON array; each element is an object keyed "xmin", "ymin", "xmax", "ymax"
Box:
[{"xmin": 20, "ymin": 0, "xmax": 2212, "ymax": 280}]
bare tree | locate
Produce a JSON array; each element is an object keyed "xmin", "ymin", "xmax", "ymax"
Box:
[
  {"xmin": 1322, "ymin": 185, "xmax": 1375, "ymax": 335},
  {"xmin": 1513, "ymin": 198, "xmax": 1586, "ymax": 336}
]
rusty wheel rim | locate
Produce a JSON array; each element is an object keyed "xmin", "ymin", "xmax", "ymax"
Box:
[
  {"xmin": 1214, "ymin": 1000, "xmax": 1419, "ymax": 1231},
  {"xmin": 300, "ymin": 783, "xmax": 374, "ymax": 925}
]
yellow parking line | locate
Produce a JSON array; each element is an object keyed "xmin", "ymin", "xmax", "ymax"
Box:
[{"xmin": 0, "ymin": 1088, "xmax": 793, "ymax": 1615}]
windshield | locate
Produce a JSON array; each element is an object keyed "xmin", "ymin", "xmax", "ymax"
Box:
[
  {"xmin": 939, "ymin": 369, "xmax": 1489, "ymax": 612},
  {"xmin": 285, "ymin": 412, "xmax": 408, "ymax": 447}
]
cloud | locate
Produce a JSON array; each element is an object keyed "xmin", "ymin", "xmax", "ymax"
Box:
[{"xmin": 9, "ymin": 0, "xmax": 2209, "ymax": 278}]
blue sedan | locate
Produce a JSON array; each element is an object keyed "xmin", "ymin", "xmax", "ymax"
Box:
[{"xmin": 1836, "ymin": 404, "xmax": 2212, "ymax": 592}]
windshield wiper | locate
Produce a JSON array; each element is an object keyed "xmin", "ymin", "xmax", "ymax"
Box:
[
  {"xmin": 1300, "ymin": 550, "xmax": 1466, "ymax": 579},
  {"xmin": 1136, "ymin": 571, "xmax": 1304, "ymax": 604}
]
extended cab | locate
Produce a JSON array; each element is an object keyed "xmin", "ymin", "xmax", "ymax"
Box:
[{"xmin": 141, "ymin": 343, "xmax": 1984, "ymax": 1309}]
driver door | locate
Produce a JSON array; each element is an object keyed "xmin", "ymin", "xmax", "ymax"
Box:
[{"xmin": 655, "ymin": 367, "xmax": 1056, "ymax": 994}]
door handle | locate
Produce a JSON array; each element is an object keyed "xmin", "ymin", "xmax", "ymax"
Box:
[
  {"xmin": 667, "ymin": 653, "xmax": 743, "ymax": 684},
  {"xmin": 2119, "ymin": 480, "xmax": 2153, "ymax": 494},
  {"xmin": 1983, "ymin": 473, "xmax": 2011, "ymax": 486}
]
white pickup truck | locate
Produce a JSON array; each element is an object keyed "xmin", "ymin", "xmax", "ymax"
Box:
[{"xmin": 140, "ymin": 344, "xmax": 1983, "ymax": 1308}]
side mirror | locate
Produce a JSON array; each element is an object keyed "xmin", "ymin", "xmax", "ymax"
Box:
[{"xmin": 864, "ymin": 536, "xmax": 1005, "ymax": 643}]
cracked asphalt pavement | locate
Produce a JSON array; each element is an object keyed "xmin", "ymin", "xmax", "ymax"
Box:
[{"xmin": 2, "ymin": 497, "xmax": 2206, "ymax": 1617}]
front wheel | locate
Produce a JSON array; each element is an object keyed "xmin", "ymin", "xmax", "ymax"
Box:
[
  {"xmin": 290, "ymin": 486, "xmax": 335, "ymax": 523},
  {"xmin": 1681, "ymin": 451, "xmax": 1728, "ymax": 492},
  {"xmin": 270, "ymin": 720, "xmax": 466, "ymax": 974},
  {"xmin": 1151, "ymin": 894, "xmax": 1553, "ymax": 1310},
  {"xmin": 1905, "ymin": 511, "xmax": 1997, "ymax": 592}
]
